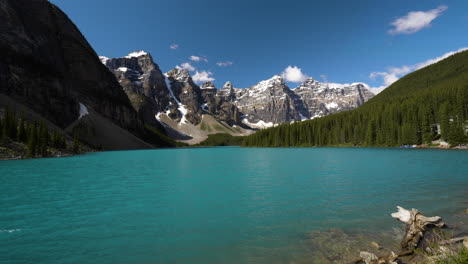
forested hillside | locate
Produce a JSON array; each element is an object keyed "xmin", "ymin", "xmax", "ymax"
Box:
[{"xmin": 243, "ymin": 50, "xmax": 468, "ymax": 147}]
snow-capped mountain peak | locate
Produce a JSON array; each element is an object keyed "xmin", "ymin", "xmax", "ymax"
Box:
[
  {"xmin": 216, "ymin": 74, "xmax": 375, "ymax": 126},
  {"xmin": 99, "ymin": 56, "xmax": 110, "ymax": 65},
  {"xmin": 166, "ymin": 68, "xmax": 192, "ymax": 83},
  {"xmin": 125, "ymin": 50, "xmax": 149, "ymax": 59},
  {"xmin": 223, "ymin": 81, "xmax": 233, "ymax": 89},
  {"xmin": 200, "ymin": 81, "xmax": 216, "ymax": 89}
]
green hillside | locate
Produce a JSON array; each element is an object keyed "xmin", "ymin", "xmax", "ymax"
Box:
[{"xmin": 243, "ymin": 50, "xmax": 468, "ymax": 147}]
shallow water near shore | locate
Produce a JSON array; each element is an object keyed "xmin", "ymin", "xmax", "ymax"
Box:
[{"xmin": 0, "ymin": 147, "xmax": 467, "ymax": 264}]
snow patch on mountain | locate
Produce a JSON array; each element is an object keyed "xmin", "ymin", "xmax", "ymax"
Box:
[
  {"xmin": 125, "ymin": 50, "xmax": 148, "ymax": 58},
  {"xmin": 242, "ymin": 118, "xmax": 275, "ymax": 129},
  {"xmin": 164, "ymin": 78, "xmax": 191, "ymax": 124},
  {"xmin": 99, "ymin": 56, "xmax": 109, "ymax": 64},
  {"xmin": 79, "ymin": 103, "xmax": 89, "ymax": 119},
  {"xmin": 325, "ymin": 102, "xmax": 338, "ymax": 109}
]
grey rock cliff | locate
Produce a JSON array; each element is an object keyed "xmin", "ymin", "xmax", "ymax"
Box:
[
  {"xmin": 222, "ymin": 75, "xmax": 302, "ymax": 125},
  {"xmin": 0, "ymin": 0, "xmax": 142, "ymax": 133},
  {"xmin": 293, "ymin": 77, "xmax": 374, "ymax": 119},
  {"xmin": 166, "ymin": 68, "xmax": 204, "ymax": 125},
  {"xmin": 101, "ymin": 51, "xmax": 180, "ymax": 126},
  {"xmin": 163, "ymin": 68, "xmax": 242, "ymax": 126},
  {"xmin": 200, "ymin": 82, "xmax": 241, "ymax": 125},
  {"xmin": 218, "ymin": 76, "xmax": 375, "ymax": 127}
]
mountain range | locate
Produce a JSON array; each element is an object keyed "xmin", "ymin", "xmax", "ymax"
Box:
[
  {"xmin": 5, "ymin": 0, "xmax": 462, "ymax": 152},
  {"xmin": 101, "ymin": 51, "xmax": 374, "ymax": 143},
  {"xmin": 243, "ymin": 49, "xmax": 468, "ymax": 147}
]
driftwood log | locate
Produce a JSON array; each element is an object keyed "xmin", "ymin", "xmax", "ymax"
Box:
[
  {"xmin": 439, "ymin": 236, "xmax": 468, "ymax": 245},
  {"xmin": 391, "ymin": 206, "xmax": 445, "ymax": 252},
  {"xmin": 354, "ymin": 207, "xmax": 463, "ymax": 263}
]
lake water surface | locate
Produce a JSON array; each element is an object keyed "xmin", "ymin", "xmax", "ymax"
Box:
[{"xmin": 0, "ymin": 147, "xmax": 467, "ymax": 263}]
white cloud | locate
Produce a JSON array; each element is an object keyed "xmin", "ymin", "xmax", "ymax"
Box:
[
  {"xmin": 192, "ymin": 71, "xmax": 215, "ymax": 83},
  {"xmin": 388, "ymin": 5, "xmax": 447, "ymax": 35},
  {"xmin": 281, "ymin": 65, "xmax": 308, "ymax": 83},
  {"xmin": 176, "ymin": 62, "xmax": 196, "ymax": 72},
  {"xmin": 190, "ymin": 55, "xmax": 208, "ymax": 62},
  {"xmin": 369, "ymin": 47, "xmax": 468, "ymax": 90},
  {"xmin": 369, "ymin": 86, "xmax": 387, "ymax": 95},
  {"xmin": 320, "ymin": 74, "xmax": 328, "ymax": 83},
  {"xmin": 170, "ymin": 44, "xmax": 179, "ymax": 50},
  {"xmin": 216, "ymin": 61, "xmax": 233, "ymax": 67}
]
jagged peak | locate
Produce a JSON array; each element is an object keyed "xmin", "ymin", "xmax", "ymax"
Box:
[
  {"xmin": 222, "ymin": 81, "xmax": 233, "ymax": 89},
  {"xmin": 304, "ymin": 76, "xmax": 317, "ymax": 82},
  {"xmin": 294, "ymin": 77, "xmax": 320, "ymax": 89},
  {"xmin": 201, "ymin": 81, "xmax": 216, "ymax": 89},
  {"xmin": 99, "ymin": 56, "xmax": 109, "ymax": 65},
  {"xmin": 294, "ymin": 77, "xmax": 373, "ymax": 92},
  {"xmin": 125, "ymin": 50, "xmax": 149, "ymax": 59},
  {"xmin": 271, "ymin": 74, "xmax": 283, "ymax": 80},
  {"xmin": 167, "ymin": 67, "xmax": 192, "ymax": 82},
  {"xmin": 248, "ymin": 74, "xmax": 288, "ymax": 93},
  {"xmin": 258, "ymin": 74, "xmax": 284, "ymax": 84},
  {"xmin": 303, "ymin": 77, "xmax": 319, "ymax": 84}
]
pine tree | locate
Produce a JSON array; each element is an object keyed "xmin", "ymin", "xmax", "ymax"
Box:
[
  {"xmin": 38, "ymin": 121, "xmax": 49, "ymax": 156},
  {"xmin": 17, "ymin": 115, "xmax": 26, "ymax": 143},
  {"xmin": 52, "ymin": 129, "xmax": 59, "ymax": 148},
  {"xmin": 4, "ymin": 108, "xmax": 18, "ymax": 140},
  {"xmin": 72, "ymin": 135, "xmax": 80, "ymax": 153},
  {"xmin": 0, "ymin": 115, "xmax": 4, "ymax": 141},
  {"xmin": 27, "ymin": 123, "xmax": 38, "ymax": 157},
  {"xmin": 365, "ymin": 120, "xmax": 376, "ymax": 146},
  {"xmin": 439, "ymin": 102, "xmax": 450, "ymax": 141}
]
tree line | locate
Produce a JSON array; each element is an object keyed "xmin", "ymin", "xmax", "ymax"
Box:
[
  {"xmin": 0, "ymin": 107, "xmax": 81, "ymax": 157},
  {"xmin": 242, "ymin": 51, "xmax": 468, "ymax": 148}
]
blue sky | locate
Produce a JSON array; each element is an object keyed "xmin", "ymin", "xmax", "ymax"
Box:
[{"xmin": 51, "ymin": 0, "xmax": 467, "ymax": 92}]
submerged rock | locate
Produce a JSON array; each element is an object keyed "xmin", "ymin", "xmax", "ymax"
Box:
[
  {"xmin": 359, "ymin": 251, "xmax": 378, "ymax": 264},
  {"xmin": 371, "ymin": 241, "xmax": 382, "ymax": 250},
  {"xmin": 305, "ymin": 228, "xmax": 399, "ymax": 264}
]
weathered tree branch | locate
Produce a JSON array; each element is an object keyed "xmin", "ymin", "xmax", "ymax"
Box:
[
  {"xmin": 391, "ymin": 206, "xmax": 445, "ymax": 251},
  {"xmin": 439, "ymin": 236, "xmax": 468, "ymax": 245}
]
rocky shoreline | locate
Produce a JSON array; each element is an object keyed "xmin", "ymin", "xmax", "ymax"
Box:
[
  {"xmin": 0, "ymin": 139, "xmax": 91, "ymax": 161},
  {"xmin": 304, "ymin": 208, "xmax": 468, "ymax": 264}
]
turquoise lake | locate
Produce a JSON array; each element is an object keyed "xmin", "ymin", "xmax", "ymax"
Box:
[{"xmin": 0, "ymin": 147, "xmax": 467, "ymax": 264}]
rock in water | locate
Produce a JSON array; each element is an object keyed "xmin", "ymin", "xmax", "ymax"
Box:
[
  {"xmin": 371, "ymin": 241, "xmax": 382, "ymax": 250},
  {"xmin": 359, "ymin": 251, "xmax": 378, "ymax": 264}
]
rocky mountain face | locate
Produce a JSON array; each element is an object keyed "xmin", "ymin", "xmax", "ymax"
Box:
[
  {"xmin": 165, "ymin": 68, "xmax": 204, "ymax": 125},
  {"xmin": 199, "ymin": 81, "xmax": 242, "ymax": 125},
  {"xmin": 218, "ymin": 76, "xmax": 374, "ymax": 128},
  {"xmin": 163, "ymin": 68, "xmax": 240, "ymax": 127},
  {"xmin": 0, "ymin": 0, "xmax": 175, "ymax": 150},
  {"xmin": 102, "ymin": 55, "xmax": 243, "ymax": 127},
  {"xmin": 220, "ymin": 75, "xmax": 303, "ymax": 127},
  {"xmin": 102, "ymin": 51, "xmax": 373, "ymax": 135},
  {"xmin": 0, "ymin": 0, "xmax": 139, "ymax": 128},
  {"xmin": 293, "ymin": 77, "xmax": 375, "ymax": 119},
  {"xmin": 100, "ymin": 52, "xmax": 181, "ymax": 126},
  {"xmin": 103, "ymin": 57, "xmax": 245, "ymax": 143}
]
